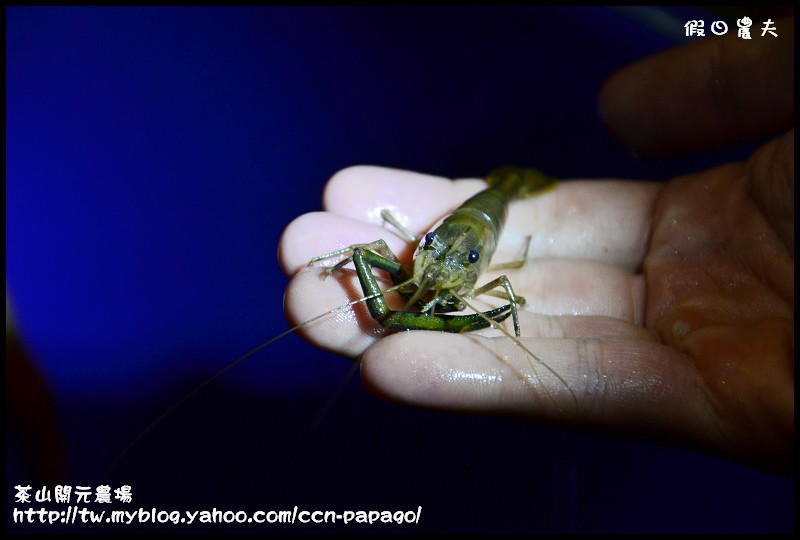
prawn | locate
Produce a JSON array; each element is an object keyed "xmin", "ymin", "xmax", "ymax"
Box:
[
  {"xmin": 106, "ymin": 166, "xmax": 574, "ymax": 477},
  {"xmin": 302, "ymin": 166, "xmax": 575, "ymax": 408}
]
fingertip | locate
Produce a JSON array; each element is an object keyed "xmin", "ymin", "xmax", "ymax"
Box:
[
  {"xmin": 284, "ymin": 267, "xmax": 384, "ymax": 358},
  {"xmin": 322, "ymin": 166, "xmax": 485, "ymax": 232},
  {"xmin": 597, "ymin": 71, "xmax": 651, "ymax": 157},
  {"xmin": 322, "ymin": 165, "xmax": 387, "ymax": 212},
  {"xmin": 277, "ymin": 212, "xmax": 330, "ymax": 276}
]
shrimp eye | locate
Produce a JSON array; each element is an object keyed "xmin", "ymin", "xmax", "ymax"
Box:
[
  {"xmin": 424, "ymin": 232, "xmax": 436, "ymax": 246},
  {"xmin": 468, "ymin": 249, "xmax": 479, "ymax": 263}
]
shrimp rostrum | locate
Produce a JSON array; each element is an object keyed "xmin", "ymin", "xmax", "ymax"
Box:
[{"xmin": 281, "ymin": 166, "xmax": 578, "ymax": 413}]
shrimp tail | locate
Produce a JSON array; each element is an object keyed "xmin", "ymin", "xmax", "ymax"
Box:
[{"xmin": 486, "ymin": 166, "xmax": 559, "ymax": 199}]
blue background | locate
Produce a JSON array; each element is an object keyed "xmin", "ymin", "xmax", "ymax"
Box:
[{"xmin": 6, "ymin": 6, "xmax": 793, "ymax": 533}]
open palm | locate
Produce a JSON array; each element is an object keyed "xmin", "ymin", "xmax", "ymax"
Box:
[{"xmin": 279, "ymin": 17, "xmax": 793, "ymax": 474}]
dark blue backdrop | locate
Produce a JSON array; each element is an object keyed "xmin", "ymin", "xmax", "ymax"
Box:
[{"xmin": 6, "ymin": 6, "xmax": 793, "ymax": 533}]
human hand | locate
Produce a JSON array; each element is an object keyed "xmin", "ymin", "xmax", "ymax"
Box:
[{"xmin": 279, "ymin": 17, "xmax": 793, "ymax": 475}]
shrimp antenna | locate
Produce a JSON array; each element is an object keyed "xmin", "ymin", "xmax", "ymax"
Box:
[
  {"xmin": 307, "ymin": 275, "xmax": 419, "ymax": 431},
  {"xmin": 103, "ymin": 285, "xmax": 400, "ymax": 482},
  {"xmin": 309, "ymin": 359, "xmax": 361, "ymax": 432},
  {"xmin": 450, "ymin": 291, "xmax": 578, "ymax": 413}
]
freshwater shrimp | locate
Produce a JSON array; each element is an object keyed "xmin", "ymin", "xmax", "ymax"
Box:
[
  {"xmin": 292, "ymin": 166, "xmax": 577, "ymax": 411},
  {"xmin": 308, "ymin": 166, "xmax": 553, "ymax": 334},
  {"xmin": 107, "ymin": 166, "xmax": 574, "ymax": 477}
]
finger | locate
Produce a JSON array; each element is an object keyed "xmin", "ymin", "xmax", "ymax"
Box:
[
  {"xmin": 322, "ymin": 166, "xmax": 662, "ymax": 269},
  {"xmin": 284, "ymin": 260, "xmax": 651, "ymax": 361},
  {"xmin": 278, "ymin": 212, "xmax": 411, "ymax": 276},
  {"xmin": 361, "ymin": 332, "xmax": 719, "ymax": 453},
  {"xmin": 598, "ymin": 16, "xmax": 794, "ymax": 156},
  {"xmin": 509, "ymin": 179, "xmax": 660, "ymax": 270},
  {"xmin": 283, "ymin": 266, "xmax": 392, "ymax": 359},
  {"xmin": 322, "ymin": 165, "xmax": 486, "ymax": 232},
  {"xmin": 504, "ymin": 259, "xmax": 647, "ymax": 323},
  {"xmin": 282, "ymin": 209, "xmax": 648, "ymax": 325}
]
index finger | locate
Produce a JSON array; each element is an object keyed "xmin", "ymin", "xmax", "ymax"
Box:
[{"xmin": 318, "ymin": 166, "xmax": 661, "ymax": 271}]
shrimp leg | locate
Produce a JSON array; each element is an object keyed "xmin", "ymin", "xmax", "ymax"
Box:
[{"xmin": 354, "ymin": 247, "xmax": 514, "ymax": 332}]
